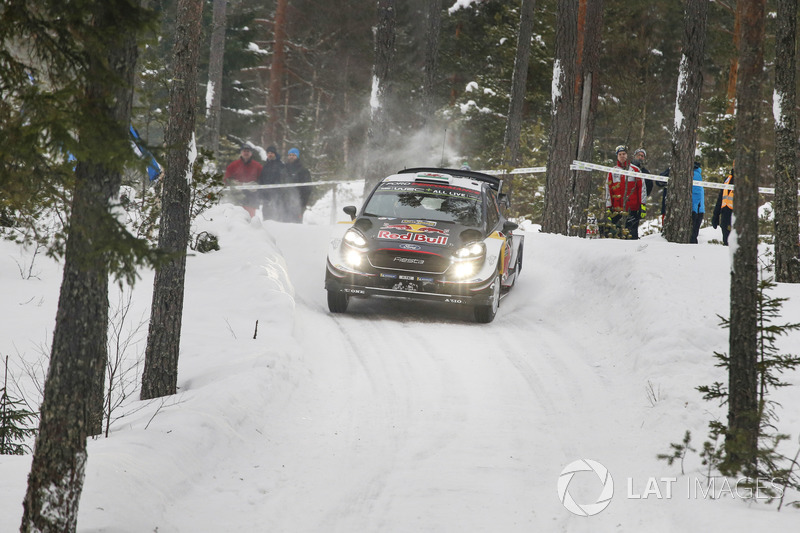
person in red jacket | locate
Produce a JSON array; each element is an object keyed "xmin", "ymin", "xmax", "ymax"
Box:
[
  {"xmin": 605, "ymin": 145, "xmax": 645, "ymax": 239},
  {"xmin": 224, "ymin": 142, "xmax": 263, "ymax": 217}
]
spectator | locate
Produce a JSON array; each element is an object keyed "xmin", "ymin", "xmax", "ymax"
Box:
[
  {"xmin": 224, "ymin": 142, "xmax": 262, "ymax": 217},
  {"xmin": 605, "ymin": 145, "xmax": 645, "ymax": 239},
  {"xmin": 284, "ymin": 147, "xmax": 312, "ymax": 223},
  {"xmin": 632, "ymin": 148, "xmax": 656, "ymax": 197},
  {"xmin": 690, "ymin": 162, "xmax": 705, "ymax": 244},
  {"xmin": 711, "ymin": 168, "xmax": 734, "ymax": 245},
  {"xmin": 258, "ymin": 145, "xmax": 288, "ymax": 221},
  {"xmin": 659, "ymin": 162, "xmax": 705, "ymax": 243}
]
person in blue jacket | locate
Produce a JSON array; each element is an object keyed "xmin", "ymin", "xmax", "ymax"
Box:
[{"xmin": 690, "ymin": 161, "xmax": 704, "ymax": 244}]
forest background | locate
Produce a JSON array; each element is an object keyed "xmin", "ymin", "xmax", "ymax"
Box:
[{"xmin": 133, "ymin": 0, "xmax": 748, "ymax": 223}]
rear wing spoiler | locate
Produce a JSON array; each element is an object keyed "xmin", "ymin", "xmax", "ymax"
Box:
[{"xmin": 398, "ymin": 167, "xmax": 503, "ymax": 193}]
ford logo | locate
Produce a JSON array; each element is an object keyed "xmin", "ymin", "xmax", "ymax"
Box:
[{"xmin": 399, "ymin": 243, "xmax": 421, "ymax": 250}]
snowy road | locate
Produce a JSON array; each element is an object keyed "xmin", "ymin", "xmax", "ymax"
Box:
[{"xmin": 3, "ymin": 208, "xmax": 800, "ymax": 532}]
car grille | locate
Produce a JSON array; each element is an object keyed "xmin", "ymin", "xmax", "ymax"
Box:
[{"xmin": 368, "ymin": 250, "xmax": 450, "ymax": 274}]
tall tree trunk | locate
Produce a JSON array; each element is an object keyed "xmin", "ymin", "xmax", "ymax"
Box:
[
  {"xmin": 20, "ymin": 4, "xmax": 140, "ymax": 530},
  {"xmin": 568, "ymin": 0, "xmax": 604, "ymax": 237},
  {"xmin": 141, "ymin": 0, "xmax": 204, "ymax": 400},
  {"xmin": 502, "ymin": 0, "xmax": 536, "ymax": 167},
  {"xmin": 422, "ymin": 0, "xmax": 442, "ymax": 128},
  {"xmin": 542, "ymin": 0, "xmax": 577, "ymax": 235},
  {"xmin": 204, "ymin": 0, "xmax": 227, "ymax": 152},
  {"xmin": 664, "ymin": 0, "xmax": 708, "ymax": 243},
  {"xmin": 363, "ymin": 0, "xmax": 396, "ymax": 196},
  {"xmin": 265, "ymin": 0, "xmax": 288, "ymax": 148},
  {"xmin": 727, "ymin": 0, "xmax": 765, "ymax": 476},
  {"xmin": 774, "ymin": 0, "xmax": 800, "ymax": 283},
  {"xmin": 727, "ymin": 3, "xmax": 741, "ymax": 114}
]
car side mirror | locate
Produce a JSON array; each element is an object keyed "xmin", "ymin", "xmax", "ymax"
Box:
[
  {"xmin": 503, "ymin": 221, "xmax": 518, "ymax": 233},
  {"xmin": 343, "ymin": 205, "xmax": 357, "ymax": 221}
]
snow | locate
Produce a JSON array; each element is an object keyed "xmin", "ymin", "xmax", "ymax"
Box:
[
  {"xmin": 551, "ymin": 58, "xmax": 563, "ymax": 106},
  {"xmin": 773, "ymin": 88, "xmax": 787, "ymax": 128},
  {"xmin": 205, "ymin": 80, "xmax": 214, "ymax": 118},
  {"xmin": 2, "ymin": 196, "xmax": 800, "ymax": 531},
  {"xmin": 448, "ymin": 0, "xmax": 479, "ymax": 15},
  {"xmin": 186, "ymin": 133, "xmax": 197, "ymax": 185},
  {"xmin": 674, "ymin": 54, "xmax": 688, "ymax": 133},
  {"xmin": 370, "ymin": 75, "xmax": 381, "ymax": 114}
]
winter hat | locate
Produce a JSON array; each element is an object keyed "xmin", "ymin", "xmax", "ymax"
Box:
[
  {"xmin": 288, "ymin": 148, "xmax": 300, "ymax": 157},
  {"xmin": 633, "ymin": 148, "xmax": 646, "ymax": 158},
  {"xmin": 241, "ymin": 142, "xmax": 254, "ymax": 151},
  {"xmin": 266, "ymin": 145, "xmax": 278, "ymax": 155},
  {"xmin": 615, "ymin": 145, "xmax": 627, "ymax": 155}
]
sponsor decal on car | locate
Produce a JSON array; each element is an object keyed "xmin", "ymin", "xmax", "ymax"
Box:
[
  {"xmin": 393, "ymin": 257, "xmax": 425, "ymax": 264},
  {"xmin": 398, "ymin": 243, "xmax": 422, "ymax": 250},
  {"xmin": 380, "ymin": 222, "xmax": 449, "ymax": 235},
  {"xmin": 401, "ymin": 219, "xmax": 438, "ymax": 226},
  {"xmin": 344, "ymin": 288, "xmax": 366, "ymax": 294},
  {"xmin": 417, "ymin": 276, "xmax": 434, "ymax": 282},
  {"xmin": 380, "ymin": 273, "xmax": 398, "ymax": 279},
  {"xmin": 399, "ymin": 275, "xmax": 415, "ymax": 280},
  {"xmin": 377, "ymin": 230, "xmax": 448, "ymax": 245}
]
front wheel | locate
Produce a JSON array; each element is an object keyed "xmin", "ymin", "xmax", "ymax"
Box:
[
  {"xmin": 474, "ymin": 275, "xmax": 500, "ymax": 323},
  {"xmin": 327, "ymin": 290, "xmax": 349, "ymax": 313}
]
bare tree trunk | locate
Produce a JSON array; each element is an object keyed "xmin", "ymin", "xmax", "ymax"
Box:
[
  {"xmin": 774, "ymin": 0, "xmax": 800, "ymax": 283},
  {"xmin": 363, "ymin": 0, "xmax": 396, "ymax": 195},
  {"xmin": 664, "ymin": 0, "xmax": 708, "ymax": 243},
  {"xmin": 141, "ymin": 0, "xmax": 204, "ymax": 400},
  {"xmin": 20, "ymin": 4, "xmax": 140, "ymax": 530},
  {"xmin": 422, "ymin": 0, "xmax": 441, "ymax": 127},
  {"xmin": 727, "ymin": 2, "xmax": 741, "ymax": 114},
  {"xmin": 502, "ymin": 0, "xmax": 537, "ymax": 167},
  {"xmin": 542, "ymin": 0, "xmax": 577, "ymax": 235},
  {"xmin": 568, "ymin": 0, "xmax": 603, "ymax": 237},
  {"xmin": 265, "ymin": 0, "xmax": 288, "ymax": 147},
  {"xmin": 727, "ymin": 0, "xmax": 765, "ymax": 476},
  {"xmin": 204, "ymin": 0, "xmax": 227, "ymax": 152}
]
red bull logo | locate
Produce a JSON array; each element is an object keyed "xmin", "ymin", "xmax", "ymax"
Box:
[
  {"xmin": 381, "ymin": 223, "xmax": 449, "ymax": 235},
  {"xmin": 377, "ymin": 230, "xmax": 448, "ymax": 245}
]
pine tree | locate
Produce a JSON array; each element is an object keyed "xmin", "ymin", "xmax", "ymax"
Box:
[{"xmin": 0, "ymin": 356, "xmax": 36, "ymax": 456}]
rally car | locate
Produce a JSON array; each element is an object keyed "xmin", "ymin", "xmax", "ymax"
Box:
[{"xmin": 324, "ymin": 167, "xmax": 524, "ymax": 323}]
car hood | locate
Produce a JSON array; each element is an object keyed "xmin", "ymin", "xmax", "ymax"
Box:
[{"xmin": 353, "ymin": 216, "xmax": 485, "ymax": 255}]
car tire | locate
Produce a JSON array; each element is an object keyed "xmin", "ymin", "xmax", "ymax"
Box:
[
  {"xmin": 474, "ymin": 274, "xmax": 500, "ymax": 323},
  {"xmin": 327, "ymin": 290, "xmax": 349, "ymax": 313}
]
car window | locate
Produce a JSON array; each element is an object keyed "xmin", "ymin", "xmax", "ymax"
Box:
[
  {"xmin": 486, "ymin": 188, "xmax": 500, "ymax": 230},
  {"xmin": 364, "ymin": 183, "xmax": 482, "ymax": 226}
]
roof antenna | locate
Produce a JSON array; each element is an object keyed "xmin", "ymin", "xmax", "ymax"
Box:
[{"xmin": 440, "ymin": 127, "xmax": 447, "ymax": 167}]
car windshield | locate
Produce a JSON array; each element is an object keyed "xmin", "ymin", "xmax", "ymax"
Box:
[{"xmin": 363, "ymin": 183, "xmax": 482, "ymax": 226}]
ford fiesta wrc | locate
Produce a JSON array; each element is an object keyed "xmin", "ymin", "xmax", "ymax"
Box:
[{"xmin": 324, "ymin": 167, "xmax": 524, "ymax": 323}]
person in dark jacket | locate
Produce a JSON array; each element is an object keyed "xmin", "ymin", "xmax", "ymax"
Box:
[
  {"xmin": 711, "ymin": 169, "xmax": 734, "ymax": 245},
  {"xmin": 632, "ymin": 148, "xmax": 656, "ymax": 197},
  {"xmin": 284, "ymin": 148, "xmax": 312, "ymax": 223},
  {"xmin": 258, "ymin": 145, "xmax": 288, "ymax": 221}
]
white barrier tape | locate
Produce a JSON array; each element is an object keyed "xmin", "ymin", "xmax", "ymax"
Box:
[
  {"xmin": 227, "ymin": 179, "xmax": 362, "ymax": 190},
  {"xmin": 477, "ymin": 167, "xmax": 548, "ymax": 175},
  {"xmin": 570, "ymin": 160, "xmax": 775, "ymax": 195}
]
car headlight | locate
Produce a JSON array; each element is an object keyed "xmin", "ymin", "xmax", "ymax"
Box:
[
  {"xmin": 452, "ymin": 261, "xmax": 477, "ymax": 279},
  {"xmin": 343, "ymin": 228, "xmax": 368, "ymax": 250},
  {"xmin": 454, "ymin": 241, "xmax": 485, "ymax": 260},
  {"xmin": 345, "ymin": 249, "xmax": 364, "ymax": 267}
]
